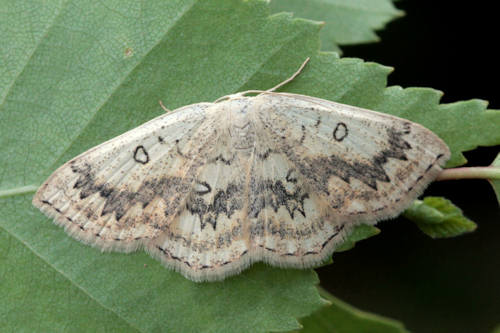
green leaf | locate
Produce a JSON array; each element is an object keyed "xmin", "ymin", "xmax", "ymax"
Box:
[
  {"xmin": 0, "ymin": 222, "xmax": 137, "ymax": 333},
  {"xmin": 489, "ymin": 153, "xmax": 500, "ymax": 205},
  {"xmin": 316, "ymin": 225, "xmax": 380, "ymax": 267},
  {"xmin": 1, "ymin": 194, "xmax": 326, "ymax": 332},
  {"xmin": 335, "ymin": 224, "xmax": 380, "ymax": 253},
  {"xmin": 492, "ymin": 324, "xmax": 500, "ymax": 333},
  {"xmin": 269, "ymin": 0, "xmax": 403, "ymax": 51},
  {"xmin": 1, "ymin": 0, "xmax": 499, "ymax": 332},
  {"xmin": 403, "ymin": 197, "xmax": 477, "ymax": 238},
  {"xmin": 296, "ymin": 287, "xmax": 409, "ymax": 333}
]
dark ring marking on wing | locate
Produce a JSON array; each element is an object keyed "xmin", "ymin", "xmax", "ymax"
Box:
[
  {"xmin": 133, "ymin": 145, "xmax": 149, "ymax": 164},
  {"xmin": 332, "ymin": 122, "xmax": 348, "ymax": 142}
]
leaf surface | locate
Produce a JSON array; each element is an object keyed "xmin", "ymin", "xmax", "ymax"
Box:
[
  {"xmin": 296, "ymin": 287, "xmax": 409, "ymax": 333},
  {"xmin": 403, "ymin": 197, "xmax": 477, "ymax": 238},
  {"xmin": 335, "ymin": 224, "xmax": 380, "ymax": 253},
  {"xmin": 269, "ymin": 0, "xmax": 403, "ymax": 51}
]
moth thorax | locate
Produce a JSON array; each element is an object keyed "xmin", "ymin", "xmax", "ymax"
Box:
[{"xmin": 228, "ymin": 103, "xmax": 256, "ymax": 150}]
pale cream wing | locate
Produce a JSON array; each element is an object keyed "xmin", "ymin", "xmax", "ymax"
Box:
[
  {"xmin": 146, "ymin": 97, "xmax": 324, "ymax": 281},
  {"xmin": 33, "ymin": 102, "xmax": 215, "ymax": 252},
  {"xmin": 148, "ymin": 115, "xmax": 253, "ymax": 281},
  {"xmin": 247, "ymin": 92, "xmax": 450, "ymax": 263},
  {"xmin": 245, "ymin": 114, "xmax": 342, "ymax": 269},
  {"xmin": 33, "ymin": 92, "xmax": 451, "ymax": 283}
]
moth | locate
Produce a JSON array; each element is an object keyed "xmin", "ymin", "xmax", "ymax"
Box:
[{"xmin": 33, "ymin": 59, "xmax": 450, "ymax": 282}]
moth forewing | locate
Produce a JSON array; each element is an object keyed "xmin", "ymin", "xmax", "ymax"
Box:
[{"xmin": 32, "ymin": 102, "xmax": 211, "ymax": 252}]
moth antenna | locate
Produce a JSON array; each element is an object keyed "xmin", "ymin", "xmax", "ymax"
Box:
[
  {"xmin": 214, "ymin": 57, "xmax": 311, "ymax": 103},
  {"xmin": 266, "ymin": 57, "xmax": 310, "ymax": 93},
  {"xmin": 159, "ymin": 100, "xmax": 171, "ymax": 113}
]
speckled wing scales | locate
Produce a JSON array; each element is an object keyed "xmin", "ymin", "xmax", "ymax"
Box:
[
  {"xmin": 33, "ymin": 102, "xmax": 213, "ymax": 252},
  {"xmin": 250, "ymin": 92, "xmax": 450, "ymax": 264},
  {"xmin": 150, "ymin": 131, "xmax": 253, "ymax": 280},
  {"xmin": 148, "ymin": 93, "xmax": 449, "ymax": 282},
  {"xmin": 33, "ymin": 92, "xmax": 450, "ymax": 282},
  {"xmin": 261, "ymin": 92, "xmax": 451, "ymax": 214}
]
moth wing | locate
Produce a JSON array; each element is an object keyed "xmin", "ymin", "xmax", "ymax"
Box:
[
  {"xmin": 148, "ymin": 120, "xmax": 254, "ymax": 282},
  {"xmin": 245, "ymin": 120, "xmax": 340, "ymax": 268},
  {"xmin": 33, "ymin": 91, "xmax": 451, "ymax": 282},
  {"xmin": 33, "ymin": 102, "xmax": 215, "ymax": 252},
  {"xmin": 147, "ymin": 97, "xmax": 333, "ymax": 281},
  {"xmin": 247, "ymin": 92, "xmax": 450, "ymax": 264},
  {"xmin": 149, "ymin": 93, "xmax": 451, "ymax": 280}
]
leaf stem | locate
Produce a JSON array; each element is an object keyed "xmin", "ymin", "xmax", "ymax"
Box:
[{"xmin": 436, "ymin": 167, "xmax": 500, "ymax": 181}]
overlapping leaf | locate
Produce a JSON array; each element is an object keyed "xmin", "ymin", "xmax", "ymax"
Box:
[
  {"xmin": 334, "ymin": 225, "xmax": 380, "ymax": 253},
  {"xmin": 403, "ymin": 197, "xmax": 477, "ymax": 238},
  {"xmin": 269, "ymin": 0, "xmax": 403, "ymax": 51},
  {"xmin": 297, "ymin": 287, "xmax": 409, "ymax": 333}
]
